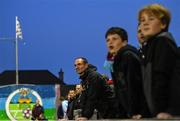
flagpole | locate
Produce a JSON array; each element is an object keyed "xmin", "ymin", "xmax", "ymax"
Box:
[{"xmin": 15, "ymin": 16, "xmax": 19, "ymax": 85}]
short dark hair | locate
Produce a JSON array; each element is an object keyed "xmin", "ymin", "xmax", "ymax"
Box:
[
  {"xmin": 75, "ymin": 57, "xmax": 88, "ymax": 64},
  {"xmin": 105, "ymin": 27, "xmax": 128, "ymax": 42}
]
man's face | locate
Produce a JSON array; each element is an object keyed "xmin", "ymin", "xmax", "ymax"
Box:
[
  {"xmin": 106, "ymin": 34, "xmax": 126, "ymax": 55},
  {"xmin": 68, "ymin": 90, "xmax": 75, "ymax": 100},
  {"xmin": 74, "ymin": 58, "xmax": 88, "ymax": 75},
  {"xmin": 76, "ymin": 84, "xmax": 83, "ymax": 94}
]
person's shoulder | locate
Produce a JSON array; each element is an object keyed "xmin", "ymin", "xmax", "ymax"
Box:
[
  {"xmin": 62, "ymin": 100, "xmax": 68, "ymax": 104},
  {"xmin": 123, "ymin": 46, "xmax": 139, "ymax": 58},
  {"xmin": 87, "ymin": 70, "xmax": 103, "ymax": 82},
  {"xmin": 155, "ymin": 32, "xmax": 177, "ymax": 45},
  {"xmin": 116, "ymin": 45, "xmax": 137, "ymax": 57},
  {"xmin": 88, "ymin": 70, "xmax": 101, "ymax": 78}
]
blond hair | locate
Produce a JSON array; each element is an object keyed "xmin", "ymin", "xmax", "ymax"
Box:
[{"xmin": 138, "ymin": 4, "xmax": 171, "ymax": 31}]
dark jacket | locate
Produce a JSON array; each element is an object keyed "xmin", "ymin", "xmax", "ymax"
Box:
[
  {"xmin": 32, "ymin": 104, "xmax": 45, "ymax": 120},
  {"xmin": 138, "ymin": 42, "xmax": 148, "ymax": 65},
  {"xmin": 169, "ymin": 47, "xmax": 180, "ymax": 115},
  {"xmin": 67, "ymin": 91, "xmax": 86, "ymax": 120},
  {"xmin": 141, "ymin": 32, "xmax": 178, "ymax": 116},
  {"xmin": 80, "ymin": 65, "xmax": 114, "ymax": 119},
  {"xmin": 112, "ymin": 44, "xmax": 149, "ymax": 117},
  {"xmin": 57, "ymin": 104, "xmax": 64, "ymax": 119}
]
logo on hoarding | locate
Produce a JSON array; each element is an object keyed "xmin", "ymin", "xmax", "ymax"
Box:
[{"xmin": 5, "ymin": 88, "xmax": 42, "ymax": 121}]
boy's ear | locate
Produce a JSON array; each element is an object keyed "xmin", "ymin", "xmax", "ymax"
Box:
[
  {"xmin": 161, "ymin": 23, "xmax": 167, "ymax": 30},
  {"xmin": 123, "ymin": 40, "xmax": 128, "ymax": 46}
]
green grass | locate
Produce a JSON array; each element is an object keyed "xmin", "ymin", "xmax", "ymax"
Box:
[
  {"xmin": 44, "ymin": 108, "xmax": 56, "ymax": 120},
  {"xmin": 0, "ymin": 103, "xmax": 57, "ymax": 120},
  {"xmin": 0, "ymin": 110, "xmax": 9, "ymax": 120},
  {"xmin": 9, "ymin": 103, "xmax": 34, "ymax": 120}
]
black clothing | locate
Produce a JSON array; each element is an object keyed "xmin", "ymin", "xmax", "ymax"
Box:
[
  {"xmin": 138, "ymin": 42, "xmax": 148, "ymax": 65},
  {"xmin": 31, "ymin": 104, "xmax": 46, "ymax": 120},
  {"xmin": 169, "ymin": 47, "xmax": 180, "ymax": 115},
  {"xmin": 67, "ymin": 92, "xmax": 86, "ymax": 120},
  {"xmin": 79, "ymin": 65, "xmax": 116, "ymax": 119},
  {"xmin": 141, "ymin": 32, "xmax": 178, "ymax": 116},
  {"xmin": 112, "ymin": 44, "xmax": 150, "ymax": 117},
  {"xmin": 57, "ymin": 104, "xmax": 64, "ymax": 119},
  {"xmin": 67, "ymin": 100, "xmax": 74, "ymax": 119},
  {"xmin": 73, "ymin": 93, "xmax": 85, "ymax": 110}
]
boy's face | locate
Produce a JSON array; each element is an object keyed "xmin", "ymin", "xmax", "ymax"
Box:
[
  {"xmin": 139, "ymin": 12, "xmax": 166, "ymax": 39},
  {"xmin": 137, "ymin": 26, "xmax": 145, "ymax": 44},
  {"xmin": 106, "ymin": 34, "xmax": 126, "ymax": 55}
]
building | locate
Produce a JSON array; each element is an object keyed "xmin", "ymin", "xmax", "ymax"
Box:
[{"xmin": 0, "ymin": 70, "xmax": 65, "ymax": 85}]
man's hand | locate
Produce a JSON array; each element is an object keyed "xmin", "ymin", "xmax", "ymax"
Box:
[
  {"xmin": 76, "ymin": 117, "xmax": 88, "ymax": 121},
  {"xmin": 156, "ymin": 112, "xmax": 172, "ymax": 119}
]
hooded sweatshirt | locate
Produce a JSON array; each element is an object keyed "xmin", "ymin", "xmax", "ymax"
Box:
[{"xmin": 112, "ymin": 44, "xmax": 149, "ymax": 117}]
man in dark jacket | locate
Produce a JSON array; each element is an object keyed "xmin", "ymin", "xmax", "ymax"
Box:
[
  {"xmin": 104, "ymin": 27, "xmax": 150, "ymax": 119},
  {"xmin": 74, "ymin": 57, "xmax": 116, "ymax": 120}
]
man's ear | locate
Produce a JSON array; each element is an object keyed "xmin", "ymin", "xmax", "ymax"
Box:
[{"xmin": 85, "ymin": 63, "xmax": 88, "ymax": 69}]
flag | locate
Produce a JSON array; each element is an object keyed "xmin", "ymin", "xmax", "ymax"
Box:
[{"xmin": 16, "ymin": 16, "xmax": 23, "ymax": 39}]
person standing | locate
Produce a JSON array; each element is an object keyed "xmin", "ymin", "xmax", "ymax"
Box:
[
  {"xmin": 74, "ymin": 57, "xmax": 116, "ymax": 120},
  {"xmin": 138, "ymin": 4, "xmax": 179, "ymax": 119},
  {"xmin": 31, "ymin": 99, "xmax": 46, "ymax": 120},
  {"xmin": 104, "ymin": 27, "xmax": 149, "ymax": 119}
]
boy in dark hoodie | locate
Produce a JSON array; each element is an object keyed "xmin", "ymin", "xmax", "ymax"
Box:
[
  {"xmin": 104, "ymin": 27, "xmax": 150, "ymax": 119},
  {"xmin": 138, "ymin": 4, "xmax": 179, "ymax": 119}
]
